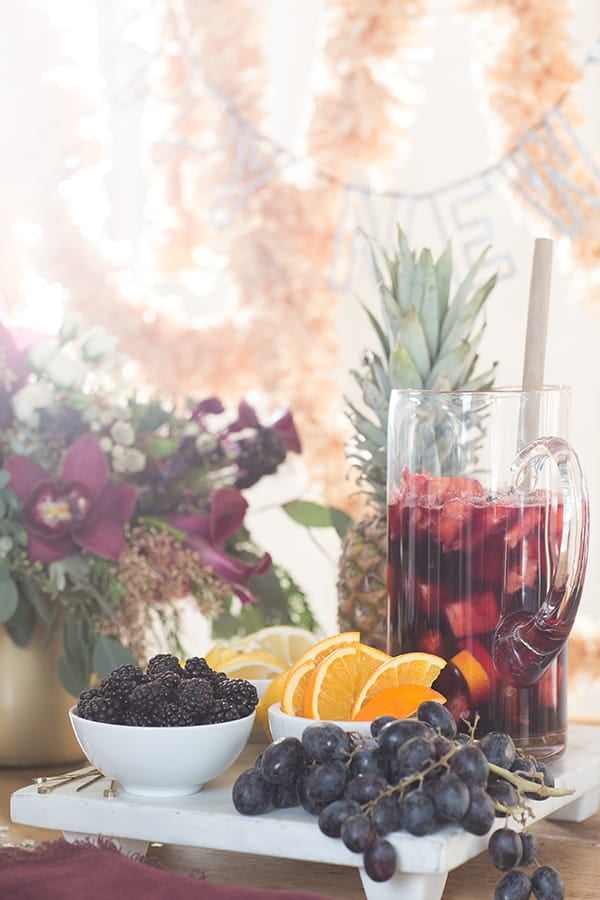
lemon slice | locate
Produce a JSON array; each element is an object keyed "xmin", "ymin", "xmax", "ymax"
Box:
[
  {"xmin": 214, "ymin": 650, "xmax": 287, "ymax": 680},
  {"xmin": 226, "ymin": 626, "xmax": 319, "ymax": 668}
]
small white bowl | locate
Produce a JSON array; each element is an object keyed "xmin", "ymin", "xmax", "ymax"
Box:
[
  {"xmin": 267, "ymin": 703, "xmax": 374, "ymax": 742},
  {"xmin": 69, "ymin": 706, "xmax": 255, "ymax": 797}
]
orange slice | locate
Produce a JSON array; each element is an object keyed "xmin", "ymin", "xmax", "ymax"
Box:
[
  {"xmin": 351, "ymin": 685, "xmax": 447, "ymax": 721},
  {"xmin": 280, "ymin": 632, "xmax": 360, "ymax": 716},
  {"xmin": 303, "ymin": 645, "xmax": 361, "ymax": 720},
  {"xmin": 350, "ymin": 652, "xmax": 447, "ymax": 719},
  {"xmin": 280, "ymin": 658, "xmax": 315, "ymax": 716}
]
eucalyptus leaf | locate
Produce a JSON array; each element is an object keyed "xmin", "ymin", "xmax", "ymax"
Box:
[
  {"xmin": 19, "ymin": 576, "xmax": 52, "ymax": 624},
  {"xmin": 92, "ymin": 636, "xmax": 137, "ymax": 679},
  {"xmin": 0, "ymin": 577, "xmax": 18, "ymax": 622},
  {"xmin": 4, "ymin": 590, "xmax": 36, "ymax": 646},
  {"xmin": 330, "ymin": 508, "xmax": 354, "ymax": 539},
  {"xmin": 0, "ymin": 559, "xmax": 10, "ymax": 580},
  {"xmin": 282, "ymin": 500, "xmax": 334, "ymax": 529}
]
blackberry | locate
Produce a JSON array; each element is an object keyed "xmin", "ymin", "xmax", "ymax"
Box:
[
  {"xmin": 99, "ymin": 664, "xmax": 144, "ymax": 703},
  {"xmin": 76, "ymin": 688, "xmax": 101, "ymax": 719},
  {"xmin": 184, "ymin": 657, "xmax": 225, "ymax": 683},
  {"xmin": 146, "ymin": 653, "xmax": 183, "ymax": 679},
  {"xmin": 161, "ymin": 702, "xmax": 195, "ymax": 727},
  {"xmin": 212, "ymin": 698, "xmax": 242, "ymax": 723},
  {"xmin": 215, "ymin": 678, "xmax": 258, "ymax": 715},
  {"xmin": 77, "ymin": 694, "xmax": 122, "ymax": 724},
  {"xmin": 177, "ymin": 678, "xmax": 216, "ymax": 724},
  {"xmin": 129, "ymin": 676, "xmax": 177, "ymax": 725}
]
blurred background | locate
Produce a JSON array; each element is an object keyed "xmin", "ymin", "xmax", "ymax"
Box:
[{"xmin": 1, "ymin": 1, "xmax": 599, "ymax": 700}]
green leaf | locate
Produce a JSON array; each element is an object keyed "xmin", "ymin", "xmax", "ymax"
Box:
[
  {"xmin": 143, "ymin": 436, "xmax": 180, "ymax": 459},
  {"xmin": 282, "ymin": 500, "xmax": 334, "ymax": 529},
  {"xmin": 0, "ymin": 558, "xmax": 10, "ymax": 580},
  {"xmin": 0, "ymin": 577, "xmax": 18, "ymax": 623},
  {"xmin": 0, "ymin": 470, "xmax": 11, "ymax": 491},
  {"xmin": 330, "ymin": 508, "xmax": 354, "ymax": 539},
  {"xmin": 92, "ymin": 636, "xmax": 137, "ymax": 679},
  {"xmin": 4, "ymin": 587, "xmax": 36, "ymax": 646}
]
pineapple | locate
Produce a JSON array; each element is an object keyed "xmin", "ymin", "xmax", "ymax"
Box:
[{"xmin": 337, "ymin": 228, "xmax": 498, "ymax": 650}]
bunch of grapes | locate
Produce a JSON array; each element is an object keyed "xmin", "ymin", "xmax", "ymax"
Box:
[{"xmin": 231, "ymin": 701, "xmax": 569, "ymax": 898}]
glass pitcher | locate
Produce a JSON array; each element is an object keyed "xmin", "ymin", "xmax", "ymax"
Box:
[{"xmin": 386, "ymin": 387, "xmax": 589, "ymax": 761}]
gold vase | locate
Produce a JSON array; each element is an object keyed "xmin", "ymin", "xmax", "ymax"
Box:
[{"xmin": 0, "ymin": 616, "xmax": 84, "ymax": 767}]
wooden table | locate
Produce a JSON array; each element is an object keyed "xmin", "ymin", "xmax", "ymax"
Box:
[{"xmin": 2, "ymin": 730, "xmax": 600, "ymax": 900}]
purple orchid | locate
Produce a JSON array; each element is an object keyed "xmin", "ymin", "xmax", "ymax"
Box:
[
  {"xmin": 5, "ymin": 433, "xmax": 137, "ymax": 564},
  {"xmin": 168, "ymin": 486, "xmax": 271, "ymax": 605},
  {"xmin": 190, "ymin": 396, "xmax": 225, "ymax": 421},
  {"xmin": 225, "ymin": 400, "xmax": 260, "ymax": 434},
  {"xmin": 270, "ymin": 409, "xmax": 302, "ymax": 454}
]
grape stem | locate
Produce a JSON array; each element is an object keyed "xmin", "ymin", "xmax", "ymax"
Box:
[{"xmin": 487, "ymin": 763, "xmax": 574, "ymax": 799}]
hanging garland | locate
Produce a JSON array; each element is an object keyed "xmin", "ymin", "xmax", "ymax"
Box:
[
  {"xmin": 100, "ymin": 0, "xmax": 431, "ymax": 511},
  {"xmin": 460, "ymin": 0, "xmax": 600, "ymax": 304}
]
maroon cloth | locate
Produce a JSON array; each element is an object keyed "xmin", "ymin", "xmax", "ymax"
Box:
[{"xmin": 0, "ymin": 839, "xmax": 331, "ymax": 900}]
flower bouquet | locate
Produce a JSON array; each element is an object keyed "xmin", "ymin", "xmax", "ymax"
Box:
[{"xmin": 0, "ymin": 318, "xmax": 315, "ymax": 695}]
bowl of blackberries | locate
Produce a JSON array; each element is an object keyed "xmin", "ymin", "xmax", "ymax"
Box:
[{"xmin": 70, "ymin": 653, "xmax": 258, "ymax": 797}]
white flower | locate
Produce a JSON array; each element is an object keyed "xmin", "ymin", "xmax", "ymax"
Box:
[
  {"xmin": 112, "ymin": 445, "xmax": 146, "ymax": 474},
  {"xmin": 110, "ymin": 420, "xmax": 135, "ymax": 446},
  {"xmin": 27, "ymin": 337, "xmax": 60, "ymax": 372},
  {"xmin": 81, "ymin": 327, "xmax": 118, "ymax": 362},
  {"xmin": 11, "ymin": 382, "xmax": 54, "ymax": 426},
  {"xmin": 43, "ymin": 351, "xmax": 86, "ymax": 389},
  {"xmin": 0, "ymin": 536, "xmax": 13, "ymax": 556},
  {"xmin": 195, "ymin": 433, "xmax": 217, "ymax": 453},
  {"xmin": 99, "ymin": 436, "xmax": 113, "ymax": 453}
]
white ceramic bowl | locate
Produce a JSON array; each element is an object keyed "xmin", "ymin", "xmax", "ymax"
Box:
[
  {"xmin": 69, "ymin": 706, "xmax": 255, "ymax": 797},
  {"xmin": 267, "ymin": 703, "xmax": 373, "ymax": 742}
]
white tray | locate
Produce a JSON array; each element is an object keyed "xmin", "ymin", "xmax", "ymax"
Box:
[{"xmin": 10, "ymin": 724, "xmax": 600, "ymax": 900}]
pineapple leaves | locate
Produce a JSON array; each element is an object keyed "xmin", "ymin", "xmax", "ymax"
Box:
[
  {"xmin": 389, "ymin": 344, "xmax": 423, "ymax": 389},
  {"xmin": 417, "ymin": 249, "xmax": 439, "ymax": 359},
  {"xmin": 440, "ymin": 247, "xmax": 492, "ymax": 344},
  {"xmin": 391, "ymin": 308, "xmax": 430, "ymax": 382},
  {"xmin": 396, "ymin": 227, "xmax": 416, "ymax": 312},
  {"xmin": 439, "ymin": 271, "xmax": 497, "ymax": 359},
  {"xmin": 361, "ymin": 303, "xmax": 390, "ymax": 357},
  {"xmin": 426, "ymin": 343, "xmax": 470, "ymax": 389},
  {"xmin": 435, "ymin": 240, "xmax": 452, "ymax": 321}
]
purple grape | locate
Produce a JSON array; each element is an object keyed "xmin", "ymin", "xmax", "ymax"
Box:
[
  {"xmin": 302, "ymin": 723, "xmax": 351, "ymax": 763},
  {"xmin": 494, "ymin": 868, "xmax": 533, "ymax": 900},
  {"xmin": 318, "ymin": 798, "xmax": 361, "ymax": 838},
  {"xmin": 417, "ymin": 700, "xmax": 457, "ymax": 738},
  {"xmin": 260, "ymin": 737, "xmax": 307, "ymax": 785},
  {"xmin": 425, "ymin": 772, "xmax": 470, "ymax": 822},
  {"xmin": 363, "ymin": 839, "xmax": 396, "ymax": 882},
  {"xmin": 461, "ymin": 786, "xmax": 496, "ymax": 836},
  {"xmin": 232, "ymin": 768, "xmax": 273, "ymax": 815},
  {"xmin": 340, "ymin": 813, "xmax": 376, "ymax": 853},
  {"xmin": 450, "ymin": 744, "xmax": 490, "ymax": 787},
  {"xmin": 371, "ymin": 794, "xmax": 403, "ymax": 836},
  {"xmin": 398, "ymin": 789, "xmax": 436, "ymax": 836},
  {"xmin": 488, "ymin": 828, "xmax": 523, "ymax": 871},
  {"xmin": 305, "ymin": 760, "xmax": 348, "ymax": 805},
  {"xmin": 531, "ymin": 865, "xmax": 565, "ymax": 899},
  {"xmin": 479, "ymin": 732, "xmax": 517, "ymax": 770}
]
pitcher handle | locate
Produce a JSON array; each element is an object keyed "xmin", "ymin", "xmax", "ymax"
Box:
[{"xmin": 493, "ymin": 437, "xmax": 590, "ymax": 686}]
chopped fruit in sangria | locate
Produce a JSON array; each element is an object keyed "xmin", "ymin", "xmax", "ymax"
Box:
[
  {"xmin": 450, "ymin": 649, "xmax": 491, "ymax": 707},
  {"xmin": 388, "ymin": 470, "xmax": 567, "ymax": 743},
  {"xmin": 444, "ymin": 593, "xmax": 499, "ymax": 640}
]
